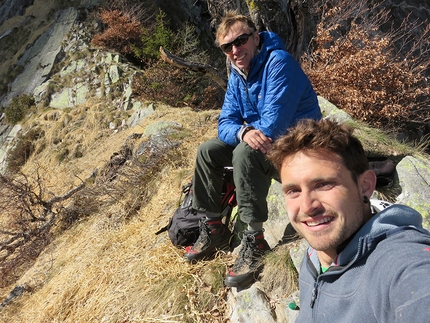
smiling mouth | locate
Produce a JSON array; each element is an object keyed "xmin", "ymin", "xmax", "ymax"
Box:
[
  {"xmin": 236, "ymin": 54, "xmax": 246, "ymax": 61},
  {"xmin": 306, "ymin": 217, "xmax": 334, "ymax": 227}
]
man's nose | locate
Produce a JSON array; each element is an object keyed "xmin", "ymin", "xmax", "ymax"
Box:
[
  {"xmin": 301, "ymin": 191, "xmax": 320, "ymax": 215},
  {"xmin": 232, "ymin": 44, "xmax": 241, "ymax": 55}
]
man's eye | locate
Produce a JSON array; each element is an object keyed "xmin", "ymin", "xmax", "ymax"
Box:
[
  {"xmin": 285, "ymin": 189, "xmax": 300, "ymax": 197},
  {"xmin": 317, "ymin": 182, "xmax": 334, "ymax": 189}
]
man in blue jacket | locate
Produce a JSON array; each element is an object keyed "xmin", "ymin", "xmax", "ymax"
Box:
[
  {"xmin": 268, "ymin": 118, "xmax": 430, "ymax": 322},
  {"xmin": 184, "ymin": 10, "xmax": 321, "ymax": 289}
]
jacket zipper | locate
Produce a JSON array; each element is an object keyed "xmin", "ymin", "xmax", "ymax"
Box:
[
  {"xmin": 307, "ymin": 259, "xmax": 354, "ymax": 321},
  {"xmin": 310, "ymin": 280, "xmax": 319, "ymax": 322},
  {"xmin": 310, "ymin": 281, "xmax": 318, "ymax": 308}
]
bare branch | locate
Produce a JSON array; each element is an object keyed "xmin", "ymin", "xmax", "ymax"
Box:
[
  {"xmin": 159, "ymin": 46, "xmax": 227, "ymax": 91},
  {"xmin": 46, "ymin": 169, "xmax": 98, "ymax": 205},
  {"xmin": 0, "ymin": 168, "xmax": 99, "ymax": 284}
]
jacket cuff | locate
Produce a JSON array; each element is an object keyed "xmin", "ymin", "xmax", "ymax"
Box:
[{"xmin": 238, "ymin": 125, "xmax": 255, "ymax": 141}]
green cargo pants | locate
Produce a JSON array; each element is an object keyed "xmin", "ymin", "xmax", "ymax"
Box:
[{"xmin": 192, "ymin": 138, "xmax": 279, "ymax": 224}]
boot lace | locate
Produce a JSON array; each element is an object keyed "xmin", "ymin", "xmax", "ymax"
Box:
[
  {"xmin": 232, "ymin": 234, "xmax": 266, "ymax": 274},
  {"xmin": 191, "ymin": 220, "xmax": 211, "ymax": 252}
]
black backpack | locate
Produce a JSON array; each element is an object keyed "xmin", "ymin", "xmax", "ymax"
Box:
[{"xmin": 156, "ymin": 167, "xmax": 237, "ymax": 247}]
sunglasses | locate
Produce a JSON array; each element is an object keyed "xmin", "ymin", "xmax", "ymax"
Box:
[{"xmin": 220, "ymin": 33, "xmax": 253, "ymax": 53}]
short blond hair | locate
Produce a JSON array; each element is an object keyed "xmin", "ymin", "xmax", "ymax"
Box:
[{"xmin": 215, "ymin": 10, "xmax": 257, "ymax": 45}]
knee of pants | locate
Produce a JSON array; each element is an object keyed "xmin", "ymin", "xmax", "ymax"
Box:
[
  {"xmin": 197, "ymin": 138, "xmax": 232, "ymax": 162},
  {"xmin": 232, "ymin": 142, "xmax": 279, "ymax": 179},
  {"xmin": 232, "ymin": 142, "xmax": 256, "ymax": 166},
  {"xmin": 196, "ymin": 138, "xmax": 216, "ymax": 157}
]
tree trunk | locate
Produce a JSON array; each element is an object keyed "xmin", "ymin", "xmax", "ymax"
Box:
[
  {"xmin": 160, "ymin": 0, "xmax": 317, "ymax": 87},
  {"xmin": 206, "ymin": 0, "xmax": 316, "ymax": 62}
]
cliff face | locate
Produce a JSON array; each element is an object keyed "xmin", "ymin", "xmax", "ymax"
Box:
[{"xmin": 0, "ymin": 0, "xmax": 34, "ymax": 26}]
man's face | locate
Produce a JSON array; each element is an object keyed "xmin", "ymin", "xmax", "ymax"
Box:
[
  {"xmin": 280, "ymin": 151, "xmax": 371, "ymax": 261},
  {"xmin": 219, "ymin": 21, "xmax": 259, "ymax": 72}
]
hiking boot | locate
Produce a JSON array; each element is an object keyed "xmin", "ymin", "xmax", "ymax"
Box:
[
  {"xmin": 224, "ymin": 230, "xmax": 271, "ymax": 288},
  {"xmin": 184, "ymin": 218, "xmax": 231, "ymax": 263}
]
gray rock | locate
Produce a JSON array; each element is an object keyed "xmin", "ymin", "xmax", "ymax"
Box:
[
  {"xmin": 50, "ymin": 88, "xmax": 73, "ymax": 109},
  {"xmin": 0, "ymin": 28, "xmax": 12, "ymax": 40},
  {"xmin": 109, "ymin": 65, "xmax": 122, "ymax": 84},
  {"xmin": 229, "ymin": 285, "xmax": 277, "ymax": 323},
  {"xmin": 60, "ymin": 60, "xmax": 79, "ymax": 77},
  {"xmin": 0, "ymin": 124, "xmax": 22, "ymax": 174},
  {"xmin": 136, "ymin": 127, "xmax": 181, "ymax": 156},
  {"xmin": 274, "ymin": 291, "xmax": 301, "ymax": 323},
  {"xmin": 318, "ymin": 96, "xmax": 353, "ymax": 123},
  {"xmin": 289, "ymin": 240, "xmax": 309, "ymax": 275},
  {"xmin": 396, "ymin": 155, "xmax": 430, "ymax": 231},
  {"xmin": 0, "ymin": 285, "xmax": 26, "ymax": 309},
  {"xmin": 122, "ymin": 77, "xmax": 134, "ymax": 110},
  {"xmin": 0, "ymin": 0, "xmax": 33, "ymax": 25},
  {"xmin": 75, "ymin": 83, "xmax": 89, "ymax": 105},
  {"xmin": 1, "ymin": 8, "xmax": 78, "ymax": 107},
  {"xmin": 127, "ymin": 104, "xmax": 156, "ymax": 127},
  {"xmin": 265, "ymin": 180, "xmax": 289, "ymax": 247},
  {"xmin": 143, "ymin": 121, "xmax": 182, "ymax": 137}
]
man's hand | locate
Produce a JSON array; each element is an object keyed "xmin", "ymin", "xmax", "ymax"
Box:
[{"xmin": 243, "ymin": 129, "xmax": 273, "ymax": 154}]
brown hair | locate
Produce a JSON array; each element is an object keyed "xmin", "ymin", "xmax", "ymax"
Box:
[
  {"xmin": 268, "ymin": 119, "xmax": 369, "ymax": 182},
  {"xmin": 215, "ymin": 10, "xmax": 257, "ymax": 45}
]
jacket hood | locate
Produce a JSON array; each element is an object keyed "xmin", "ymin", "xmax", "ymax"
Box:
[
  {"xmin": 336, "ymin": 204, "xmax": 427, "ymax": 266},
  {"xmin": 258, "ymin": 31, "xmax": 286, "ymax": 53},
  {"xmin": 247, "ymin": 31, "xmax": 286, "ymax": 78}
]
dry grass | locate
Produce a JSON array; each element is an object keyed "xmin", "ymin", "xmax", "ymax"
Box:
[
  {"xmin": 260, "ymin": 244, "xmax": 299, "ymax": 300},
  {"xmin": 1, "ymin": 213, "xmax": 229, "ymax": 322},
  {"xmin": 1, "ymin": 102, "xmax": 426, "ymax": 322},
  {"xmin": 23, "ymin": 100, "xmax": 219, "ymax": 190},
  {"xmin": 0, "ymin": 102, "xmax": 228, "ymax": 322},
  {"xmin": 1, "ymin": 99, "xmax": 425, "ymax": 322}
]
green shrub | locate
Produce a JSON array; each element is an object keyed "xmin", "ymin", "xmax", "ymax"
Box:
[
  {"xmin": 133, "ymin": 10, "xmax": 174, "ymax": 62},
  {"xmin": 4, "ymin": 94, "xmax": 36, "ymax": 125},
  {"xmin": 6, "ymin": 128, "xmax": 45, "ymax": 173}
]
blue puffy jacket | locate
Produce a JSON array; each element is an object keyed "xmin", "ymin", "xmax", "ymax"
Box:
[{"xmin": 218, "ymin": 31, "xmax": 321, "ymax": 147}]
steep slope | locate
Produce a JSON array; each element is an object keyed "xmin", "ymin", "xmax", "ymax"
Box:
[
  {"xmin": 0, "ymin": 103, "xmax": 226, "ymax": 322},
  {"xmin": 0, "ymin": 3, "xmax": 237, "ymax": 320}
]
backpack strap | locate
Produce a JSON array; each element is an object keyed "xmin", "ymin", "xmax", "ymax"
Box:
[
  {"xmin": 155, "ymin": 181, "xmax": 193, "ymax": 235},
  {"xmin": 155, "ymin": 225, "xmax": 168, "ymax": 235}
]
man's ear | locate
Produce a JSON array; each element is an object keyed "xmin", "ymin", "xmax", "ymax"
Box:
[
  {"xmin": 359, "ymin": 170, "xmax": 377, "ymax": 199},
  {"xmin": 253, "ymin": 31, "xmax": 260, "ymax": 45}
]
